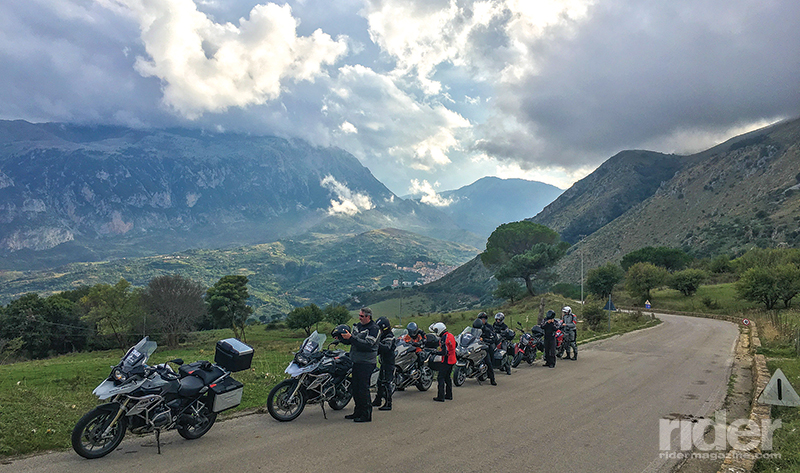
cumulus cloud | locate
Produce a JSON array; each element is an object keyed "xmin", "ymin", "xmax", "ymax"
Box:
[
  {"xmin": 408, "ymin": 179, "xmax": 454, "ymax": 207},
  {"xmin": 320, "ymin": 175, "xmax": 374, "ymax": 216},
  {"xmin": 105, "ymin": 0, "xmax": 348, "ymax": 118}
]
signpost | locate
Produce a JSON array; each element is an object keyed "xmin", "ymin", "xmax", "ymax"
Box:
[{"xmin": 603, "ymin": 295, "xmax": 616, "ymax": 331}]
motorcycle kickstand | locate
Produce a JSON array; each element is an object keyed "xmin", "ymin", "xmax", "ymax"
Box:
[
  {"xmin": 321, "ymin": 403, "xmax": 328, "ymax": 420},
  {"xmin": 155, "ymin": 429, "xmax": 161, "ymax": 454}
]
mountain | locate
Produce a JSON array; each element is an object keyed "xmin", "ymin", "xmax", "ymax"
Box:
[
  {"xmin": 0, "ymin": 228, "xmax": 480, "ymax": 317},
  {"xmin": 433, "ymin": 177, "xmax": 563, "ymax": 239},
  {"xmin": 541, "ymin": 117, "xmax": 800, "ymax": 281},
  {"xmin": 0, "ymin": 120, "xmax": 481, "ymax": 269}
]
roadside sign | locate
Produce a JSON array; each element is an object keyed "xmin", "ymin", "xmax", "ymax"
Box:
[
  {"xmin": 603, "ymin": 300, "xmax": 616, "ymax": 311},
  {"xmin": 758, "ymin": 368, "xmax": 800, "ymax": 406},
  {"xmin": 742, "ymin": 319, "xmax": 750, "ymax": 326}
]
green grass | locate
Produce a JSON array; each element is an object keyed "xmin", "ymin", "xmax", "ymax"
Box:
[{"xmin": 613, "ymin": 282, "xmax": 759, "ymax": 315}]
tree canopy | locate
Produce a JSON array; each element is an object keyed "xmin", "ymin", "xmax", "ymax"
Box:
[
  {"xmin": 625, "ymin": 262, "xmax": 669, "ymax": 303},
  {"xmin": 206, "ymin": 275, "xmax": 253, "ymax": 342},
  {"xmin": 586, "ymin": 262, "xmax": 625, "ymax": 300},
  {"xmin": 286, "ymin": 304, "xmax": 324, "ymax": 336},
  {"xmin": 481, "ymin": 222, "xmax": 569, "ymax": 296},
  {"xmin": 620, "ymin": 246, "xmax": 691, "ymax": 272},
  {"xmin": 142, "ymin": 274, "xmax": 206, "ymax": 347}
]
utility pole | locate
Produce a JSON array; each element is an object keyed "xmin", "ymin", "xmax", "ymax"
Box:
[{"xmin": 579, "ymin": 235, "xmax": 585, "ymax": 316}]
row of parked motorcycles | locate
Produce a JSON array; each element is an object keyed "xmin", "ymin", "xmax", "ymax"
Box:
[{"xmin": 72, "ymin": 318, "xmax": 571, "ymax": 459}]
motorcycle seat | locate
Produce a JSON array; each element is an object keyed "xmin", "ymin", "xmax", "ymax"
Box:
[{"xmin": 178, "ymin": 375, "xmax": 205, "ymax": 397}]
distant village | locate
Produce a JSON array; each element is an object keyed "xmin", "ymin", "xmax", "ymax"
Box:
[{"xmin": 382, "ymin": 261, "xmax": 459, "ymax": 287}]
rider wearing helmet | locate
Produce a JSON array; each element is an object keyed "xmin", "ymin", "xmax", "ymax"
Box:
[
  {"xmin": 492, "ymin": 312, "xmax": 509, "ymax": 333},
  {"xmin": 341, "ymin": 307, "xmax": 380, "ymax": 422},
  {"xmin": 429, "ymin": 322, "xmax": 456, "ymax": 402},
  {"xmin": 372, "ymin": 317, "xmax": 396, "ymax": 411},
  {"xmin": 560, "ymin": 306, "xmax": 578, "ymax": 360},
  {"xmin": 477, "ymin": 312, "xmax": 497, "ymax": 385},
  {"xmin": 401, "ymin": 322, "xmax": 425, "ymax": 353},
  {"xmin": 541, "ymin": 310, "xmax": 558, "ymax": 368}
]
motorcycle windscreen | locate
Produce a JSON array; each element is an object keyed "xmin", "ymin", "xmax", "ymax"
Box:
[
  {"xmin": 121, "ymin": 337, "xmax": 158, "ymax": 369},
  {"xmin": 299, "ymin": 331, "xmax": 326, "ymax": 354}
]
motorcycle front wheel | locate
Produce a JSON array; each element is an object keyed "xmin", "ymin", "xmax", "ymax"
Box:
[
  {"xmin": 504, "ymin": 357, "xmax": 512, "ymax": 375},
  {"xmin": 177, "ymin": 397, "xmax": 217, "ymax": 440},
  {"xmin": 453, "ymin": 366, "xmax": 467, "ymax": 386},
  {"xmin": 328, "ymin": 377, "xmax": 352, "ymax": 411},
  {"xmin": 71, "ymin": 406, "xmax": 128, "ymax": 459},
  {"xmin": 267, "ymin": 379, "xmax": 306, "ymax": 422},
  {"xmin": 512, "ymin": 352, "xmax": 523, "ymax": 368},
  {"xmin": 416, "ymin": 366, "xmax": 433, "ymax": 391}
]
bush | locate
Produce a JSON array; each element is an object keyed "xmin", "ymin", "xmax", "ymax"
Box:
[{"xmin": 583, "ymin": 303, "xmax": 607, "ymax": 331}]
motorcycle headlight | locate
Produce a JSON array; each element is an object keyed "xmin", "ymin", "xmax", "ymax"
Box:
[
  {"xmin": 295, "ymin": 354, "xmax": 309, "ymax": 366},
  {"xmin": 111, "ymin": 368, "xmax": 127, "ymax": 384}
]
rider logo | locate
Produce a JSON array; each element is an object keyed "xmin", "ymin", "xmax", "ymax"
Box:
[{"xmin": 659, "ymin": 411, "xmax": 781, "ymax": 452}]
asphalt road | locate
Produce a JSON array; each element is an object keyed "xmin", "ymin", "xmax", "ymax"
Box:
[{"xmin": 1, "ymin": 313, "xmax": 739, "ymax": 473}]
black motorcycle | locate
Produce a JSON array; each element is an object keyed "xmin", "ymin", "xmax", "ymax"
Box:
[
  {"xmin": 72, "ymin": 337, "xmax": 251, "ymax": 459},
  {"xmin": 453, "ymin": 327, "xmax": 489, "ymax": 386},
  {"xmin": 267, "ymin": 331, "xmax": 353, "ymax": 422},
  {"xmin": 512, "ymin": 322, "xmax": 544, "ymax": 367}
]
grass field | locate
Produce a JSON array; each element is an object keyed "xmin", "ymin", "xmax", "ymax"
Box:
[{"xmin": 0, "ymin": 293, "xmax": 657, "ymax": 458}]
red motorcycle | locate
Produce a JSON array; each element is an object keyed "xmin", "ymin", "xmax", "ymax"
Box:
[
  {"xmin": 555, "ymin": 321, "xmax": 567, "ymax": 358},
  {"xmin": 512, "ymin": 322, "xmax": 543, "ymax": 367}
]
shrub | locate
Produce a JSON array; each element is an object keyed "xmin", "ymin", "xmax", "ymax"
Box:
[{"xmin": 583, "ymin": 303, "xmax": 606, "ymax": 331}]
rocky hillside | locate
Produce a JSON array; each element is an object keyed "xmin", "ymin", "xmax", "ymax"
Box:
[
  {"xmin": 0, "ymin": 120, "xmax": 481, "ymax": 269},
  {"xmin": 553, "ymin": 117, "xmax": 800, "ymax": 281}
]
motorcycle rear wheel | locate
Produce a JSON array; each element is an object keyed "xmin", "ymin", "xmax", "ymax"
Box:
[
  {"xmin": 267, "ymin": 379, "xmax": 306, "ymax": 422},
  {"xmin": 453, "ymin": 366, "xmax": 466, "ymax": 386},
  {"xmin": 416, "ymin": 366, "xmax": 433, "ymax": 391},
  {"xmin": 328, "ymin": 377, "xmax": 352, "ymax": 410},
  {"xmin": 512, "ymin": 352, "xmax": 523, "ymax": 368},
  {"xmin": 71, "ymin": 406, "xmax": 128, "ymax": 459},
  {"xmin": 177, "ymin": 397, "xmax": 217, "ymax": 440}
]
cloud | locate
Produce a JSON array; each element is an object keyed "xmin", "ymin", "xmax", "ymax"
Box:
[
  {"xmin": 107, "ymin": 0, "xmax": 348, "ymax": 118},
  {"xmin": 408, "ymin": 179, "xmax": 454, "ymax": 207},
  {"xmin": 320, "ymin": 175, "xmax": 374, "ymax": 216}
]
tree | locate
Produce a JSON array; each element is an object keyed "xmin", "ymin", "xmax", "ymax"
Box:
[
  {"xmin": 736, "ymin": 266, "xmax": 780, "ymax": 310},
  {"xmin": 142, "ymin": 274, "xmax": 206, "ymax": 348},
  {"xmin": 80, "ymin": 279, "xmax": 144, "ymax": 350},
  {"xmin": 586, "ymin": 263, "xmax": 625, "ymax": 300},
  {"xmin": 625, "ymin": 262, "xmax": 668, "ymax": 303},
  {"xmin": 481, "ymin": 222, "xmax": 569, "ymax": 297},
  {"xmin": 323, "ymin": 303, "xmax": 351, "ymax": 325},
  {"xmin": 206, "ymin": 275, "xmax": 253, "ymax": 342},
  {"xmin": 669, "ymin": 269, "xmax": 709, "ymax": 297},
  {"xmin": 286, "ymin": 304, "xmax": 324, "ymax": 336},
  {"xmin": 493, "ymin": 280, "xmax": 527, "ymax": 303},
  {"xmin": 775, "ymin": 264, "xmax": 800, "ymax": 308},
  {"xmin": 621, "ymin": 247, "xmax": 691, "ymax": 272}
]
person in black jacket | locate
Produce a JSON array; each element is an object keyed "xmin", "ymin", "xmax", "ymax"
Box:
[
  {"xmin": 341, "ymin": 307, "xmax": 380, "ymax": 422},
  {"xmin": 477, "ymin": 312, "xmax": 497, "ymax": 385},
  {"xmin": 372, "ymin": 316, "xmax": 396, "ymax": 411},
  {"xmin": 542, "ymin": 310, "xmax": 558, "ymax": 368}
]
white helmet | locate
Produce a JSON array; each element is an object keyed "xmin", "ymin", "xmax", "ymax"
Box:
[
  {"xmin": 429, "ymin": 322, "xmax": 446, "ymax": 336},
  {"xmin": 562, "ymin": 306, "xmax": 572, "ymax": 315},
  {"xmin": 494, "ymin": 312, "xmax": 505, "ymax": 322}
]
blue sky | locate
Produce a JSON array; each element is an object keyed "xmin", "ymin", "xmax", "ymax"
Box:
[{"xmin": 1, "ymin": 0, "xmax": 798, "ymax": 197}]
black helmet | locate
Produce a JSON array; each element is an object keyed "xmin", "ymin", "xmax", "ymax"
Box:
[
  {"xmin": 331, "ymin": 324, "xmax": 350, "ymax": 340},
  {"xmin": 406, "ymin": 322, "xmax": 419, "ymax": 337},
  {"xmin": 472, "ymin": 318, "xmax": 483, "ymax": 329},
  {"xmin": 477, "ymin": 311, "xmax": 488, "ymax": 320},
  {"xmin": 376, "ymin": 316, "xmax": 391, "ymax": 335},
  {"xmin": 546, "ymin": 310, "xmax": 556, "ymax": 320}
]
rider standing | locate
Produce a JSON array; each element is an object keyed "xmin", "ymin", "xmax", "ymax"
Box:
[
  {"xmin": 560, "ymin": 306, "xmax": 578, "ymax": 360},
  {"xmin": 430, "ymin": 322, "xmax": 456, "ymax": 402},
  {"xmin": 372, "ymin": 317, "xmax": 396, "ymax": 411},
  {"xmin": 341, "ymin": 307, "xmax": 379, "ymax": 422},
  {"xmin": 477, "ymin": 312, "xmax": 498, "ymax": 385},
  {"xmin": 542, "ymin": 310, "xmax": 558, "ymax": 368}
]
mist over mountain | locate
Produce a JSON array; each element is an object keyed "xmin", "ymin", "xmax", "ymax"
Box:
[{"xmin": 0, "ymin": 120, "xmax": 484, "ymax": 270}]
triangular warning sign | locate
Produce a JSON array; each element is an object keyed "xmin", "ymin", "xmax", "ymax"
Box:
[
  {"xmin": 758, "ymin": 368, "xmax": 800, "ymax": 406},
  {"xmin": 603, "ymin": 300, "xmax": 616, "ymax": 311}
]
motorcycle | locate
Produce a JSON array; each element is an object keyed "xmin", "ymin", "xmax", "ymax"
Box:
[
  {"xmin": 71, "ymin": 336, "xmax": 250, "ymax": 459},
  {"xmin": 267, "ymin": 331, "xmax": 353, "ymax": 422},
  {"xmin": 492, "ymin": 328, "xmax": 516, "ymax": 375},
  {"xmin": 452, "ymin": 327, "xmax": 489, "ymax": 386},
  {"xmin": 555, "ymin": 321, "xmax": 567, "ymax": 359},
  {"xmin": 392, "ymin": 330, "xmax": 435, "ymax": 391},
  {"xmin": 512, "ymin": 322, "xmax": 544, "ymax": 367}
]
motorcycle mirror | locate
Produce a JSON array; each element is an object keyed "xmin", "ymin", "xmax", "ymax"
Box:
[{"xmin": 170, "ymin": 358, "xmax": 184, "ymax": 365}]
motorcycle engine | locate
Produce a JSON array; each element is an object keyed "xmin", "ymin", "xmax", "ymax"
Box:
[{"xmin": 151, "ymin": 405, "xmax": 172, "ymax": 428}]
